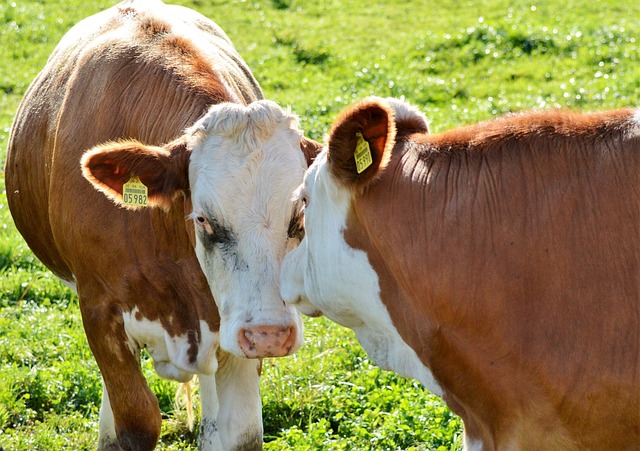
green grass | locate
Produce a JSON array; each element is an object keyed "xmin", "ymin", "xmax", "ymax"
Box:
[{"xmin": 1, "ymin": 0, "xmax": 638, "ymax": 449}]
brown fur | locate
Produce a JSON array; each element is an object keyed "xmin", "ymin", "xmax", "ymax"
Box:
[
  {"xmin": 333, "ymin": 99, "xmax": 640, "ymax": 449},
  {"xmin": 4, "ymin": 1, "xmax": 263, "ymax": 449}
]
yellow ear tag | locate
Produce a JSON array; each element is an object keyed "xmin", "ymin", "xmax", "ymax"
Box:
[
  {"xmin": 354, "ymin": 132, "xmax": 373, "ymax": 174},
  {"xmin": 122, "ymin": 175, "xmax": 148, "ymax": 207}
]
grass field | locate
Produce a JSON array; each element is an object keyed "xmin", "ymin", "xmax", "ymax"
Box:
[{"xmin": 1, "ymin": 0, "xmax": 638, "ymax": 449}]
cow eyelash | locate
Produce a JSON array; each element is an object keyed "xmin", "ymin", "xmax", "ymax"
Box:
[
  {"xmin": 287, "ymin": 213, "xmax": 305, "ymax": 240},
  {"xmin": 287, "ymin": 197, "xmax": 306, "ymax": 240}
]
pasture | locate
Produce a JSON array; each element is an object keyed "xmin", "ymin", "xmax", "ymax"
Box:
[{"xmin": 1, "ymin": 0, "xmax": 638, "ymax": 449}]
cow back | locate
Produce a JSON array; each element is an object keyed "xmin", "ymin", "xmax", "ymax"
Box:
[{"xmin": 350, "ymin": 109, "xmax": 640, "ymax": 447}]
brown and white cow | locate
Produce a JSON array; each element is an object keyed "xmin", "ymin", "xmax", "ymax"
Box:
[
  {"xmin": 281, "ymin": 97, "xmax": 640, "ymax": 450},
  {"xmin": 5, "ymin": 1, "xmax": 320, "ymax": 449}
]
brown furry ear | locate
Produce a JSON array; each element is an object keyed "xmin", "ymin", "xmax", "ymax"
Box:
[
  {"xmin": 300, "ymin": 135, "xmax": 323, "ymax": 167},
  {"xmin": 81, "ymin": 137, "xmax": 190, "ymax": 210},
  {"xmin": 326, "ymin": 97, "xmax": 396, "ymax": 189}
]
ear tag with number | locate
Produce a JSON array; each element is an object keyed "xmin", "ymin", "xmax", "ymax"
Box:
[
  {"xmin": 354, "ymin": 132, "xmax": 373, "ymax": 174},
  {"xmin": 122, "ymin": 175, "xmax": 148, "ymax": 207}
]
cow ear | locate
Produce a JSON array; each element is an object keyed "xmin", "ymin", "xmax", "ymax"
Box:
[
  {"xmin": 300, "ymin": 135, "xmax": 323, "ymax": 167},
  {"xmin": 81, "ymin": 137, "xmax": 190, "ymax": 210},
  {"xmin": 326, "ymin": 97, "xmax": 396, "ymax": 189}
]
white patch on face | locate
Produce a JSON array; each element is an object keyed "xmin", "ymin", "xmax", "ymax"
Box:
[
  {"xmin": 281, "ymin": 151, "xmax": 443, "ymax": 397},
  {"xmin": 187, "ymin": 100, "xmax": 305, "ymax": 357},
  {"xmin": 122, "ymin": 308, "xmax": 219, "ymax": 381}
]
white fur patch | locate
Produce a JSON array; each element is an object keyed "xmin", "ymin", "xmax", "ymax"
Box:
[
  {"xmin": 122, "ymin": 307, "xmax": 219, "ymax": 380},
  {"xmin": 215, "ymin": 355, "xmax": 263, "ymax": 449},
  {"xmin": 197, "ymin": 356, "xmax": 263, "ymax": 450},
  {"xmin": 281, "ymin": 151, "xmax": 443, "ymax": 397},
  {"xmin": 384, "ymin": 97, "xmax": 430, "ymax": 132},
  {"xmin": 186, "ymin": 100, "xmax": 305, "ymax": 357},
  {"xmin": 197, "ymin": 373, "xmax": 223, "ymax": 450},
  {"xmin": 464, "ymin": 435, "xmax": 485, "ymax": 451},
  {"xmin": 97, "ymin": 381, "xmax": 119, "ymax": 449},
  {"xmin": 59, "ymin": 277, "xmax": 77, "ymax": 293}
]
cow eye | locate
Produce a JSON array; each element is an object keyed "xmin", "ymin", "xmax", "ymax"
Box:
[
  {"xmin": 193, "ymin": 214, "xmax": 213, "ymax": 235},
  {"xmin": 300, "ymin": 191, "xmax": 309, "ymax": 206}
]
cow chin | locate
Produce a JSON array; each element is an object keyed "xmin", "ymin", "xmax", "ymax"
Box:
[
  {"xmin": 291, "ymin": 296, "xmax": 324, "ymax": 318},
  {"xmin": 280, "ymin": 244, "xmax": 323, "ymax": 316}
]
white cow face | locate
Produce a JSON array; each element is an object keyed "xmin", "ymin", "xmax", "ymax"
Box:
[
  {"xmin": 185, "ymin": 101, "xmax": 306, "ymax": 358},
  {"xmin": 279, "ymin": 150, "xmax": 376, "ymax": 328},
  {"xmin": 81, "ymin": 99, "xmax": 312, "ymax": 359}
]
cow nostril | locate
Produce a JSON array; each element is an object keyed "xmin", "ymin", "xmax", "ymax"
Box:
[
  {"xmin": 282, "ymin": 325, "xmax": 296, "ymax": 353},
  {"xmin": 238, "ymin": 331, "xmax": 255, "ymax": 352},
  {"xmin": 237, "ymin": 325, "xmax": 298, "ymax": 358}
]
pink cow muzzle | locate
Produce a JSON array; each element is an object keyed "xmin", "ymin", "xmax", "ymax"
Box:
[{"xmin": 237, "ymin": 325, "xmax": 298, "ymax": 358}]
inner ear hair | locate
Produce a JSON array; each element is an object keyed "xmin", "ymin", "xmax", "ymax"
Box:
[{"xmin": 327, "ymin": 98, "xmax": 396, "ymax": 189}]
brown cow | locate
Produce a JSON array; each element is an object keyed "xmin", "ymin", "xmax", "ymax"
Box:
[
  {"xmin": 281, "ymin": 97, "xmax": 640, "ymax": 450},
  {"xmin": 5, "ymin": 1, "xmax": 319, "ymax": 449}
]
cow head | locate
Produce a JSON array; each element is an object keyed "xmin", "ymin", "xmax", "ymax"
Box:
[
  {"xmin": 82, "ymin": 100, "xmax": 321, "ymax": 358},
  {"xmin": 280, "ymin": 97, "xmax": 429, "ymax": 325}
]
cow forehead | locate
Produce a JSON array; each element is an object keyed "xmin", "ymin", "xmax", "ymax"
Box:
[
  {"xmin": 187, "ymin": 100, "xmax": 300, "ymax": 154},
  {"xmin": 191, "ymin": 134, "xmax": 305, "ymax": 212},
  {"xmin": 187, "ymin": 106, "xmax": 307, "ymax": 229}
]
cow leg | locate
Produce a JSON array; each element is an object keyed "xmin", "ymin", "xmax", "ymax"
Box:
[
  {"xmin": 460, "ymin": 412, "xmax": 489, "ymax": 451},
  {"xmin": 215, "ymin": 351, "xmax": 263, "ymax": 450},
  {"xmin": 98, "ymin": 379, "xmax": 121, "ymax": 451},
  {"xmin": 80, "ymin": 297, "xmax": 162, "ymax": 451},
  {"xmin": 198, "ymin": 373, "xmax": 223, "ymax": 450}
]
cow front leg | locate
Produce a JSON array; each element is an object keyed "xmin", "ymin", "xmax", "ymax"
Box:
[
  {"xmin": 198, "ymin": 373, "xmax": 223, "ymax": 451},
  {"xmin": 80, "ymin": 299, "xmax": 161, "ymax": 451},
  {"xmin": 215, "ymin": 351, "xmax": 263, "ymax": 450}
]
